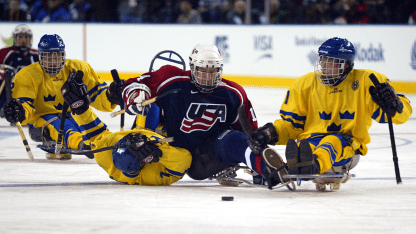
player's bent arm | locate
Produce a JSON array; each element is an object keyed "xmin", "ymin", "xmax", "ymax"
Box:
[
  {"xmin": 12, "ymin": 72, "xmax": 38, "ymax": 125},
  {"xmin": 273, "ymin": 119, "xmax": 302, "ymax": 145},
  {"xmin": 392, "ymin": 95, "xmax": 412, "ymax": 124},
  {"xmin": 78, "ymin": 61, "xmax": 116, "ymax": 112},
  {"xmin": 365, "ymin": 74, "xmax": 412, "ymax": 125}
]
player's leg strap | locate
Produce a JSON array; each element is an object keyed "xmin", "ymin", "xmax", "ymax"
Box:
[{"xmin": 28, "ymin": 116, "xmax": 58, "ymax": 143}]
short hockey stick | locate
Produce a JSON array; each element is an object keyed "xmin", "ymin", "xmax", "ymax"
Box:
[
  {"xmin": 110, "ymin": 88, "xmax": 181, "ymax": 118},
  {"xmin": 237, "ymin": 104, "xmax": 253, "ymax": 136},
  {"xmin": 0, "ymin": 80, "xmax": 5, "ymax": 96},
  {"xmin": 55, "ymin": 102, "xmax": 68, "ymax": 157},
  {"xmin": 5, "ymin": 69, "xmax": 34, "ymax": 161},
  {"xmin": 369, "ymin": 73, "xmax": 402, "ymax": 184},
  {"xmin": 0, "ymin": 65, "xmax": 15, "ymax": 98},
  {"xmin": 38, "ymin": 137, "xmax": 173, "ymax": 155},
  {"xmin": 56, "ymin": 70, "xmax": 84, "ymax": 157},
  {"xmin": 110, "ymin": 69, "xmax": 125, "ymax": 131}
]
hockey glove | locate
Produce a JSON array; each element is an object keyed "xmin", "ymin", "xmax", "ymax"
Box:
[
  {"xmin": 106, "ymin": 79, "xmax": 126, "ymax": 105},
  {"xmin": 4, "ymin": 99, "xmax": 25, "ymax": 123},
  {"xmin": 123, "ymin": 83, "xmax": 151, "ymax": 116},
  {"xmin": 125, "ymin": 133, "xmax": 162, "ymax": 165},
  {"xmin": 369, "ymin": 83, "xmax": 403, "ymax": 117},
  {"xmin": 248, "ymin": 123, "xmax": 278, "ymax": 154},
  {"xmin": 61, "ymin": 70, "xmax": 91, "ymax": 115}
]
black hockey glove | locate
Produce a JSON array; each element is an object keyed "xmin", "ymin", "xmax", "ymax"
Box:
[
  {"xmin": 4, "ymin": 99, "xmax": 25, "ymax": 123},
  {"xmin": 125, "ymin": 133, "xmax": 162, "ymax": 165},
  {"xmin": 106, "ymin": 79, "xmax": 126, "ymax": 106},
  {"xmin": 247, "ymin": 123, "xmax": 278, "ymax": 154},
  {"xmin": 369, "ymin": 82, "xmax": 403, "ymax": 117},
  {"xmin": 61, "ymin": 70, "xmax": 91, "ymax": 115}
]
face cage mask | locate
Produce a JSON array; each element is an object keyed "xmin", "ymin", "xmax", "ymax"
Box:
[
  {"xmin": 314, "ymin": 55, "xmax": 347, "ymax": 86},
  {"xmin": 191, "ymin": 67, "xmax": 223, "ymax": 93},
  {"xmin": 40, "ymin": 52, "xmax": 66, "ymax": 75}
]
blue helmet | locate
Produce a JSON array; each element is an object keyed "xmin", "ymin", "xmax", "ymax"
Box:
[
  {"xmin": 314, "ymin": 37, "xmax": 355, "ymax": 86},
  {"xmin": 38, "ymin": 34, "xmax": 66, "ymax": 75},
  {"xmin": 112, "ymin": 136, "xmax": 143, "ymax": 176}
]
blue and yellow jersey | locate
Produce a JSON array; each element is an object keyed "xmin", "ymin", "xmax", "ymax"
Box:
[
  {"xmin": 12, "ymin": 59, "xmax": 115, "ymax": 127},
  {"xmin": 274, "ymin": 69, "xmax": 412, "ymax": 156},
  {"xmin": 72, "ymin": 107, "xmax": 192, "ymax": 186}
]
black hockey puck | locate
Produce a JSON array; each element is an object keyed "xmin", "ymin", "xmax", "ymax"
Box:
[{"xmin": 222, "ymin": 196, "xmax": 234, "ymax": 201}]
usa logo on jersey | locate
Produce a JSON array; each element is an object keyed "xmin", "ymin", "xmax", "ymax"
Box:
[{"xmin": 180, "ymin": 103, "xmax": 226, "ymax": 133}]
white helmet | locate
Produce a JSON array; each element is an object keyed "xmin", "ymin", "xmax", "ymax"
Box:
[
  {"xmin": 189, "ymin": 45, "xmax": 223, "ymax": 93},
  {"xmin": 12, "ymin": 24, "xmax": 33, "ymax": 53}
]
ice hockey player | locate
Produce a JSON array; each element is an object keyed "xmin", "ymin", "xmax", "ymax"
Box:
[
  {"xmin": 248, "ymin": 37, "xmax": 413, "ymax": 176},
  {"xmin": 0, "ymin": 24, "xmax": 39, "ymax": 115},
  {"xmin": 59, "ymin": 70, "xmax": 191, "ymax": 185},
  {"xmin": 3, "ymin": 34, "xmax": 124, "ymax": 159},
  {"xmin": 122, "ymin": 44, "xmax": 289, "ymax": 189}
]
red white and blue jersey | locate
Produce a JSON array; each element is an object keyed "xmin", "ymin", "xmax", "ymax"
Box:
[
  {"xmin": 0, "ymin": 46, "xmax": 39, "ymax": 109},
  {"xmin": 0, "ymin": 46, "xmax": 39, "ymax": 77},
  {"xmin": 123, "ymin": 65, "xmax": 258, "ymax": 152}
]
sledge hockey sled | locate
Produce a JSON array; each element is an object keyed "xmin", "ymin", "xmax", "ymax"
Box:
[
  {"xmin": 210, "ymin": 154, "xmax": 359, "ymax": 191},
  {"xmin": 209, "ymin": 165, "xmax": 296, "ymax": 190},
  {"xmin": 37, "ymin": 143, "xmax": 72, "ymax": 160}
]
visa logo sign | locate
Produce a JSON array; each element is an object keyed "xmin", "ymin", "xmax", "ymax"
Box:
[
  {"xmin": 254, "ymin": 36, "xmax": 272, "ymax": 50},
  {"xmin": 254, "ymin": 36, "xmax": 273, "ymax": 62}
]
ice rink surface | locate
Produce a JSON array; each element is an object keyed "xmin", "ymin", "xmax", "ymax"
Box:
[{"xmin": 1, "ymin": 87, "xmax": 415, "ymax": 234}]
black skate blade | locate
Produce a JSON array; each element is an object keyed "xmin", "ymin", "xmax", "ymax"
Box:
[
  {"xmin": 282, "ymin": 174, "xmax": 355, "ymax": 180},
  {"xmin": 37, "ymin": 145, "xmax": 77, "ymax": 154}
]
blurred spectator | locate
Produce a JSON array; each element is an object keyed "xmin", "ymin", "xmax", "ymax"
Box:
[
  {"xmin": 410, "ymin": 10, "xmax": 416, "ymax": 24},
  {"xmin": 386, "ymin": 0, "xmax": 416, "ymax": 23},
  {"xmin": 0, "ymin": 1, "xmax": 3, "ymax": 16},
  {"xmin": 1, "ymin": 0, "xmax": 31, "ymax": 21},
  {"xmin": 344, "ymin": 0, "xmax": 371, "ymax": 23},
  {"xmin": 177, "ymin": 0, "xmax": 202, "ymax": 23},
  {"xmin": 33, "ymin": 0, "xmax": 72, "ymax": 22},
  {"xmin": 117, "ymin": 0, "xmax": 145, "ymax": 23},
  {"xmin": 156, "ymin": 0, "xmax": 178, "ymax": 23},
  {"xmin": 225, "ymin": 0, "xmax": 245, "ymax": 24},
  {"xmin": 329, "ymin": 0, "xmax": 348, "ymax": 24},
  {"xmin": 365, "ymin": 0, "xmax": 389, "ymax": 23},
  {"xmin": 225, "ymin": 0, "xmax": 261, "ymax": 24},
  {"xmin": 259, "ymin": 0, "xmax": 291, "ymax": 24},
  {"xmin": 302, "ymin": 0, "xmax": 331, "ymax": 24},
  {"xmin": 197, "ymin": 0, "xmax": 227, "ymax": 23},
  {"xmin": 69, "ymin": 0, "xmax": 95, "ymax": 22},
  {"xmin": 144, "ymin": 1, "xmax": 174, "ymax": 23},
  {"xmin": 89, "ymin": 0, "xmax": 118, "ymax": 22},
  {"xmin": 26, "ymin": 0, "xmax": 45, "ymax": 21}
]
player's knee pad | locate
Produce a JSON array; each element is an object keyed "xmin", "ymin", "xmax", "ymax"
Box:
[
  {"xmin": 329, "ymin": 154, "xmax": 361, "ymax": 173},
  {"xmin": 213, "ymin": 130, "xmax": 249, "ymax": 166}
]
